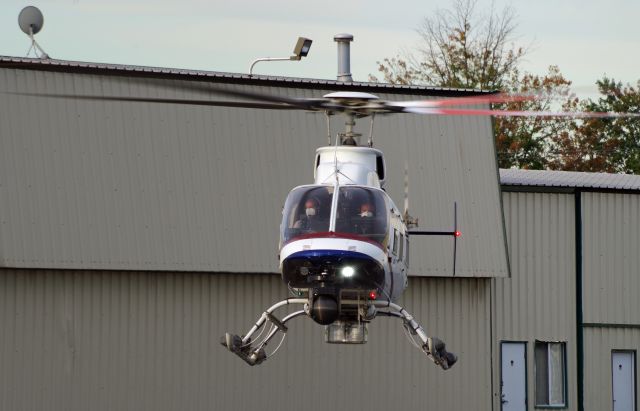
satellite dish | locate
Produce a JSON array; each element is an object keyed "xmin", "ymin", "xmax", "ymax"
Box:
[
  {"xmin": 18, "ymin": 6, "xmax": 44, "ymax": 35},
  {"xmin": 18, "ymin": 6, "xmax": 50, "ymax": 59}
]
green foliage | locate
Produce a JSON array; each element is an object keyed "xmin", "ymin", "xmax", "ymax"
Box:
[
  {"xmin": 495, "ymin": 66, "xmax": 572, "ymax": 169},
  {"xmin": 369, "ymin": 1, "xmax": 640, "ymax": 174},
  {"xmin": 549, "ymin": 79, "xmax": 640, "ymax": 173}
]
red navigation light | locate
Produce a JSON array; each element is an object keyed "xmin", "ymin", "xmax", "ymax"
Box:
[
  {"xmin": 454, "ymin": 231, "xmax": 461, "ymax": 237},
  {"xmin": 369, "ymin": 291, "xmax": 377, "ymax": 300}
]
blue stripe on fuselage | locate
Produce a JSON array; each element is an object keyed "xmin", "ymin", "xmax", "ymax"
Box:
[{"xmin": 286, "ymin": 249, "xmax": 374, "ymax": 261}]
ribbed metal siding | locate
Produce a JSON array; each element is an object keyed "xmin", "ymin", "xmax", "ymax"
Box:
[
  {"xmin": 492, "ymin": 192, "xmax": 577, "ymax": 410},
  {"xmin": 0, "ymin": 67, "xmax": 508, "ymax": 277},
  {"xmin": 377, "ymin": 104, "xmax": 507, "ymax": 277},
  {"xmin": 0, "ymin": 269, "xmax": 491, "ymax": 411},
  {"xmin": 583, "ymin": 327, "xmax": 640, "ymax": 411},
  {"xmin": 582, "ymin": 192, "xmax": 640, "ymax": 324}
]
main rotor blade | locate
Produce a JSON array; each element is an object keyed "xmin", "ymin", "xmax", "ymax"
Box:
[
  {"xmin": 136, "ymin": 78, "xmax": 330, "ymax": 110},
  {"xmin": 389, "ymin": 93, "xmax": 536, "ymax": 109},
  {"xmin": 9, "ymin": 92, "xmax": 301, "ymax": 110},
  {"xmin": 405, "ymin": 107, "xmax": 640, "ymax": 118}
]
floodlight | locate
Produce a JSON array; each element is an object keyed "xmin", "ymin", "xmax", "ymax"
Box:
[
  {"xmin": 249, "ymin": 36, "xmax": 313, "ymax": 75},
  {"xmin": 341, "ymin": 266, "xmax": 355, "ymax": 278},
  {"xmin": 291, "ymin": 37, "xmax": 312, "ymax": 60}
]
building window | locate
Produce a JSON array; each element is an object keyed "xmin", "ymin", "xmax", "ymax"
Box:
[{"xmin": 535, "ymin": 341, "xmax": 566, "ymax": 407}]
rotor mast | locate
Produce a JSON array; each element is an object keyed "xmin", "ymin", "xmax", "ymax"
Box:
[{"xmin": 338, "ymin": 113, "xmax": 360, "ymax": 146}]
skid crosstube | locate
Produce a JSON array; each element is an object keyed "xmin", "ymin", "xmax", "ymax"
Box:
[{"xmin": 221, "ymin": 297, "xmax": 457, "ymax": 370}]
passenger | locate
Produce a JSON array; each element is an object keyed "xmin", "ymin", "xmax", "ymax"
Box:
[{"xmin": 354, "ymin": 202, "xmax": 377, "ymax": 235}]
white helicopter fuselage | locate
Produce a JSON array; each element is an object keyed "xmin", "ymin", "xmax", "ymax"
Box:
[
  {"xmin": 278, "ymin": 146, "xmax": 408, "ymax": 308},
  {"xmin": 221, "ymin": 92, "xmax": 460, "ymax": 367}
]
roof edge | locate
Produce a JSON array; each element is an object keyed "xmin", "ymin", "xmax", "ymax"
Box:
[
  {"xmin": 499, "ymin": 168, "xmax": 640, "ymax": 193},
  {"xmin": 0, "ymin": 55, "xmax": 495, "ymax": 97}
]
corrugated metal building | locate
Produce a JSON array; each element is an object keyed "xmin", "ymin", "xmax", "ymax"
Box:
[
  {"xmin": 0, "ymin": 58, "xmax": 638, "ymax": 411},
  {"xmin": 498, "ymin": 170, "xmax": 640, "ymax": 411}
]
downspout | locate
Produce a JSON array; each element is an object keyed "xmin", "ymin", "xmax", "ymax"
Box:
[{"xmin": 575, "ymin": 190, "xmax": 584, "ymax": 411}]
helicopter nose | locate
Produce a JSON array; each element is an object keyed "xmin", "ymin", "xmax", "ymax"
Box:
[{"xmin": 310, "ymin": 294, "xmax": 339, "ymax": 325}]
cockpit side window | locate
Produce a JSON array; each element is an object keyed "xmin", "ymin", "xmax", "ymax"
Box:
[{"xmin": 376, "ymin": 154, "xmax": 385, "ymax": 181}]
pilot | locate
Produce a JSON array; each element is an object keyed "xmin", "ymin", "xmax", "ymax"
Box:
[
  {"xmin": 293, "ymin": 199, "xmax": 319, "ymax": 229},
  {"xmin": 359, "ymin": 202, "xmax": 375, "ymax": 218}
]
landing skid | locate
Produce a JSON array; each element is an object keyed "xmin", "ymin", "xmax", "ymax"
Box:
[
  {"xmin": 221, "ymin": 298, "xmax": 307, "ymax": 366},
  {"xmin": 221, "ymin": 298, "xmax": 457, "ymax": 369},
  {"xmin": 372, "ymin": 300, "xmax": 458, "ymax": 370}
]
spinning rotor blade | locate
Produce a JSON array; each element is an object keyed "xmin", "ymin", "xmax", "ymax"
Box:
[
  {"xmin": 389, "ymin": 92, "xmax": 536, "ymax": 109},
  {"xmin": 10, "ymin": 92, "xmax": 298, "ymax": 110},
  {"xmin": 388, "ymin": 92, "xmax": 640, "ymax": 118},
  {"xmin": 9, "ymin": 79, "xmax": 639, "ymax": 119},
  {"xmin": 140, "ymin": 78, "xmax": 330, "ymax": 110},
  {"xmin": 11, "ymin": 75, "xmax": 337, "ymax": 111},
  {"xmin": 404, "ymin": 107, "xmax": 640, "ymax": 118}
]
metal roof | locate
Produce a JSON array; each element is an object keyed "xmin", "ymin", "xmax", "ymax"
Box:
[
  {"xmin": 500, "ymin": 168, "xmax": 640, "ymax": 191},
  {"xmin": 0, "ymin": 55, "xmax": 491, "ymax": 96}
]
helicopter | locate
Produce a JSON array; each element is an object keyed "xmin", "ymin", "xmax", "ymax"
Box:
[
  {"xmin": 217, "ymin": 90, "xmax": 472, "ymax": 369},
  {"xmin": 208, "ymin": 87, "xmax": 639, "ymax": 369},
  {"xmin": 12, "ymin": 74, "xmax": 640, "ymax": 371}
]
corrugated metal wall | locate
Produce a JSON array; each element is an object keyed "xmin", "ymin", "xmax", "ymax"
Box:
[
  {"xmin": 492, "ymin": 192, "xmax": 577, "ymax": 410},
  {"xmin": 581, "ymin": 192, "xmax": 640, "ymax": 411},
  {"xmin": 0, "ymin": 268, "xmax": 492, "ymax": 411},
  {"xmin": 581, "ymin": 192, "xmax": 640, "ymax": 324},
  {"xmin": 583, "ymin": 327, "xmax": 640, "ymax": 411},
  {"xmin": 0, "ymin": 66, "xmax": 508, "ymax": 277}
]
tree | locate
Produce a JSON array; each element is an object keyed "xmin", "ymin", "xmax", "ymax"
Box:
[
  {"xmin": 494, "ymin": 66, "xmax": 573, "ymax": 169},
  {"xmin": 369, "ymin": 0, "xmax": 525, "ymax": 90},
  {"xmin": 370, "ymin": 0, "xmax": 570, "ymax": 169},
  {"xmin": 371, "ymin": 1, "xmax": 640, "ymax": 173},
  {"xmin": 548, "ymin": 78, "xmax": 640, "ymax": 173}
]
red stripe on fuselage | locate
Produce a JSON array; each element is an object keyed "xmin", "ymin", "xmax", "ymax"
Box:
[{"xmin": 283, "ymin": 232, "xmax": 386, "ymax": 251}]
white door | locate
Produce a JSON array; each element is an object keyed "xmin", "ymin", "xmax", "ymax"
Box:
[
  {"xmin": 501, "ymin": 342, "xmax": 527, "ymax": 411},
  {"xmin": 612, "ymin": 351, "xmax": 636, "ymax": 411}
]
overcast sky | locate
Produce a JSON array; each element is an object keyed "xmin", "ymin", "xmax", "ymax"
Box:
[{"xmin": 2, "ymin": 0, "xmax": 639, "ymax": 97}]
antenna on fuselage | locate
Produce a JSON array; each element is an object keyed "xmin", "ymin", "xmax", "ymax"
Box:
[
  {"xmin": 333, "ymin": 133, "xmax": 340, "ymax": 184},
  {"xmin": 367, "ymin": 114, "xmax": 375, "ymax": 147},
  {"xmin": 403, "ymin": 162, "xmax": 419, "ymax": 228},
  {"xmin": 325, "ymin": 112, "xmax": 332, "ymax": 145}
]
